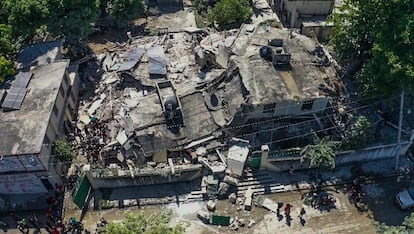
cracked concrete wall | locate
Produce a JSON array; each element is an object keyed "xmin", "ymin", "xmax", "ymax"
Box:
[{"xmin": 242, "ymin": 97, "xmax": 329, "ymax": 120}]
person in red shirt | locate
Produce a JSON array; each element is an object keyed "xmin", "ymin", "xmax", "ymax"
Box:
[{"xmin": 284, "ymin": 203, "xmax": 292, "ymax": 216}]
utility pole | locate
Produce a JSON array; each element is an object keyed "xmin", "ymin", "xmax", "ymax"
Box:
[{"xmin": 395, "ymin": 90, "xmax": 404, "ymax": 171}]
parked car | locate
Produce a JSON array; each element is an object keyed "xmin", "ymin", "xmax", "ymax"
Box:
[{"xmin": 396, "ymin": 188, "xmax": 414, "ymax": 210}]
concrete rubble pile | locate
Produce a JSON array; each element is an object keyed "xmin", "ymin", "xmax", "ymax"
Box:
[
  {"xmin": 71, "ymin": 21, "xmax": 346, "ymax": 222},
  {"xmin": 72, "ymin": 28, "xmax": 242, "ymax": 179}
]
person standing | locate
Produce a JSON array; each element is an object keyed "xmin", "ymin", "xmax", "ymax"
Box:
[
  {"xmin": 284, "ymin": 203, "xmax": 292, "ymax": 217},
  {"xmin": 299, "ymin": 207, "xmax": 306, "ymax": 226},
  {"xmin": 284, "ymin": 203, "xmax": 292, "ymax": 226}
]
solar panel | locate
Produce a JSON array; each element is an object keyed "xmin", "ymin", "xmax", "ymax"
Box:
[
  {"xmin": 1, "ymin": 87, "xmax": 27, "ymax": 110},
  {"xmin": 11, "ymin": 72, "xmax": 33, "ymax": 89}
]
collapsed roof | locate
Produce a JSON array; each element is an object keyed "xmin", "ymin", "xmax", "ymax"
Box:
[{"xmin": 77, "ymin": 25, "xmax": 343, "ymax": 164}]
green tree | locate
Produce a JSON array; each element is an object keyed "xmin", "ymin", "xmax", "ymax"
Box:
[
  {"xmin": 107, "ymin": 0, "xmax": 146, "ymax": 23},
  {"xmin": 0, "ymin": 24, "xmax": 16, "ymax": 83},
  {"xmin": 210, "ymin": 0, "xmax": 251, "ymax": 27},
  {"xmin": 0, "ymin": 1, "xmax": 9, "ymax": 23},
  {"xmin": 98, "ymin": 211, "xmax": 185, "ymax": 234},
  {"xmin": 300, "ymin": 132, "xmax": 340, "ymax": 177},
  {"xmin": 0, "ymin": 55, "xmax": 15, "ymax": 83},
  {"xmin": 4, "ymin": 0, "xmax": 50, "ymax": 41},
  {"xmin": 329, "ymin": 0, "xmax": 414, "ymax": 95},
  {"xmin": 47, "ymin": 0, "xmax": 98, "ymax": 54},
  {"xmin": 329, "ymin": 0, "xmax": 376, "ymax": 61},
  {"xmin": 358, "ymin": 0, "xmax": 414, "ymax": 95},
  {"xmin": 52, "ymin": 140, "xmax": 76, "ymax": 162},
  {"xmin": 0, "ymin": 24, "xmax": 15, "ymax": 57},
  {"xmin": 344, "ymin": 115, "xmax": 375, "ymax": 149},
  {"xmin": 375, "ymin": 212, "xmax": 414, "ymax": 233}
]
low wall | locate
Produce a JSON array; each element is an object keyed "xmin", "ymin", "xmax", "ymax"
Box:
[
  {"xmin": 87, "ymin": 164, "xmax": 203, "ymax": 188},
  {"xmin": 300, "ymin": 22, "xmax": 333, "ymax": 41},
  {"xmin": 261, "ymin": 141, "xmax": 412, "ymax": 172}
]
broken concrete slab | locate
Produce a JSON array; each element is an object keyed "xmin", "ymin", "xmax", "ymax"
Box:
[
  {"xmin": 225, "ymin": 36, "xmax": 237, "ymax": 48},
  {"xmin": 184, "ymin": 135, "xmax": 215, "ymax": 149},
  {"xmin": 102, "ymin": 72, "xmax": 119, "ymax": 84},
  {"xmin": 88, "ymin": 94, "xmax": 106, "ymax": 116},
  {"xmin": 244, "ymin": 187, "xmax": 253, "ymax": 211},
  {"xmin": 227, "ymin": 140, "xmax": 250, "ymax": 176},
  {"xmin": 207, "ymin": 200, "xmax": 216, "ymax": 211},
  {"xmin": 200, "ymin": 34, "xmax": 224, "ymax": 51},
  {"xmin": 116, "ymin": 130, "xmax": 128, "ymax": 145},
  {"xmin": 79, "ymin": 115, "xmax": 91, "ymax": 125}
]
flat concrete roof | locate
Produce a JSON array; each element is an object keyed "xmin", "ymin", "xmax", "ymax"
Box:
[
  {"xmin": 0, "ymin": 60, "xmax": 69, "ymax": 155},
  {"xmin": 180, "ymin": 92, "xmax": 219, "ymax": 140},
  {"xmin": 128, "ymin": 92, "xmax": 164, "ymax": 130},
  {"xmin": 130, "ymin": 91, "xmax": 221, "ymax": 148},
  {"xmin": 233, "ymin": 26, "xmax": 340, "ymax": 105}
]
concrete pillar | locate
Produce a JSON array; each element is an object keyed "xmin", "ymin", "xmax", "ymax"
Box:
[{"xmin": 260, "ymin": 145, "xmax": 269, "ymax": 169}]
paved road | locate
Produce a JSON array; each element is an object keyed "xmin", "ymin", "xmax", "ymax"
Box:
[{"xmin": 362, "ymin": 175, "xmax": 414, "ymax": 226}]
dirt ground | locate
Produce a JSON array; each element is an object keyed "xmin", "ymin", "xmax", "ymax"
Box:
[
  {"xmin": 2, "ymin": 174, "xmax": 413, "ymax": 233},
  {"xmin": 176, "ymin": 189, "xmax": 376, "ymax": 234},
  {"xmin": 64, "ymin": 187, "xmax": 376, "ymax": 234},
  {"xmin": 72, "ymin": 176, "xmax": 414, "ymax": 234}
]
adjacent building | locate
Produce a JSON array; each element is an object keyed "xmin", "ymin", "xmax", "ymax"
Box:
[
  {"xmin": 272, "ymin": 0, "xmax": 335, "ymax": 27},
  {"xmin": 0, "ymin": 41, "xmax": 80, "ymax": 210}
]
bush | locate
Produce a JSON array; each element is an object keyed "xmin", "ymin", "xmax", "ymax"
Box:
[
  {"xmin": 0, "ymin": 55, "xmax": 15, "ymax": 83},
  {"xmin": 209, "ymin": 0, "xmax": 251, "ymax": 28},
  {"xmin": 98, "ymin": 211, "xmax": 185, "ymax": 234},
  {"xmin": 52, "ymin": 140, "xmax": 76, "ymax": 162}
]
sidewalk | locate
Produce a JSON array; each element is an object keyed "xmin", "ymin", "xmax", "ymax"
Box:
[{"xmin": 266, "ymin": 156, "xmax": 414, "ymax": 194}]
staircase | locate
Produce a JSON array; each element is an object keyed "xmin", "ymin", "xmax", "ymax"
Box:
[{"xmin": 236, "ymin": 170, "xmax": 285, "ymax": 197}]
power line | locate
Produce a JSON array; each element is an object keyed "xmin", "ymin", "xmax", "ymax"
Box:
[
  {"xmin": 99, "ymin": 95, "xmax": 399, "ymax": 157},
  {"xmin": 0, "ymin": 94, "xmax": 399, "ymax": 171},
  {"xmin": 99, "ymin": 94, "xmax": 398, "ymax": 147}
]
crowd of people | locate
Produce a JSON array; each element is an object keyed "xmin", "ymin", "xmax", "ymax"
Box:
[
  {"xmin": 4, "ymin": 182, "xmax": 101, "ymax": 234},
  {"xmin": 73, "ymin": 118, "xmax": 108, "ymax": 164},
  {"xmin": 11, "ymin": 213, "xmax": 98, "ymax": 234},
  {"xmin": 276, "ymin": 202, "xmax": 307, "ymax": 227}
]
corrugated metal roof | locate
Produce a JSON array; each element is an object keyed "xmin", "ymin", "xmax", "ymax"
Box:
[
  {"xmin": 117, "ymin": 47, "xmax": 145, "ymax": 72},
  {"xmin": 148, "ymin": 46, "xmax": 168, "ymax": 75}
]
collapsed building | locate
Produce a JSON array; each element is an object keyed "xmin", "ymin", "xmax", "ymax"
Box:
[{"xmin": 72, "ymin": 23, "xmax": 344, "ymax": 197}]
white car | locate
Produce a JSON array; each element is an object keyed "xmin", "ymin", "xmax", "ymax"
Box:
[{"xmin": 396, "ymin": 188, "xmax": 414, "ymax": 210}]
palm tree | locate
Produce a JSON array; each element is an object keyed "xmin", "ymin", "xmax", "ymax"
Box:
[{"xmin": 300, "ymin": 131, "xmax": 340, "ymax": 180}]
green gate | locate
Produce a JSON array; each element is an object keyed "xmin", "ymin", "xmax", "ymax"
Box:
[
  {"xmin": 71, "ymin": 175, "xmax": 91, "ymax": 209},
  {"xmin": 250, "ymin": 150, "xmax": 262, "ymax": 169},
  {"xmin": 211, "ymin": 215, "xmax": 231, "ymax": 226},
  {"xmin": 250, "ymin": 157, "xmax": 261, "ymax": 169}
]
